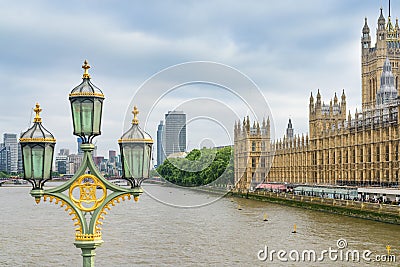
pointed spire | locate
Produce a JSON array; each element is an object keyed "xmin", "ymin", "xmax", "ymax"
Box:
[
  {"xmin": 378, "ymin": 7, "xmax": 385, "ymax": 26},
  {"xmin": 262, "ymin": 117, "xmax": 266, "ymax": 129},
  {"xmin": 363, "ymin": 17, "xmax": 370, "ymax": 34},
  {"xmin": 286, "ymin": 118, "xmax": 294, "ymax": 139},
  {"xmin": 376, "ymin": 57, "xmax": 398, "ymax": 106},
  {"xmin": 341, "ymin": 89, "xmax": 346, "ymax": 101},
  {"xmin": 316, "ymin": 89, "xmax": 321, "ymax": 105},
  {"xmin": 334, "ymin": 92, "xmax": 338, "ymax": 104},
  {"xmin": 310, "ymin": 92, "xmax": 314, "ymax": 103}
]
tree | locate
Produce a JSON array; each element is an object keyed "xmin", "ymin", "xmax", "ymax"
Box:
[{"xmin": 156, "ymin": 147, "xmax": 234, "ymax": 187}]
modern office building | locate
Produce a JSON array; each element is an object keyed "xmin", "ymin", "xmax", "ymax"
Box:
[
  {"xmin": 68, "ymin": 153, "xmax": 83, "ymax": 175},
  {"xmin": 55, "ymin": 155, "xmax": 68, "ymax": 175},
  {"xmin": 0, "ymin": 144, "xmax": 10, "ymax": 173},
  {"xmin": 157, "ymin": 120, "xmax": 165, "ymax": 166},
  {"xmin": 164, "ymin": 111, "xmax": 186, "ymax": 158},
  {"xmin": 3, "ymin": 133, "xmax": 18, "ymax": 173},
  {"xmin": 59, "ymin": 148, "xmax": 70, "ymax": 156},
  {"xmin": 109, "ymin": 150, "xmax": 116, "ymax": 163},
  {"xmin": 77, "ymin": 138, "xmax": 83, "ymax": 155}
]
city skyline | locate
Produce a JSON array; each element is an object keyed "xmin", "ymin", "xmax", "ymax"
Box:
[{"xmin": 0, "ymin": 1, "xmax": 396, "ymax": 156}]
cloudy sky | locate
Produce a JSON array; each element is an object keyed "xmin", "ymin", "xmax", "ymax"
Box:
[{"xmin": 0, "ymin": 0, "xmax": 394, "ymax": 158}]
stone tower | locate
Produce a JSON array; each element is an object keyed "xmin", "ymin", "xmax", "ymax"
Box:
[
  {"xmin": 234, "ymin": 116, "xmax": 272, "ymax": 190},
  {"xmin": 308, "ymin": 90, "xmax": 346, "ymax": 139},
  {"xmin": 361, "ymin": 6, "xmax": 400, "ymax": 109}
]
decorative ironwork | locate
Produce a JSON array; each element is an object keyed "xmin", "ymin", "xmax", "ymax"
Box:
[{"xmin": 69, "ymin": 174, "xmax": 107, "ymax": 212}]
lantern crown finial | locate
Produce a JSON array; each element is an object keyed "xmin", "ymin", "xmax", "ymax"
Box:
[
  {"xmin": 132, "ymin": 106, "xmax": 139, "ymax": 125},
  {"xmin": 82, "ymin": 60, "xmax": 91, "ymax": 79},
  {"xmin": 33, "ymin": 103, "xmax": 42, "ymax": 123}
]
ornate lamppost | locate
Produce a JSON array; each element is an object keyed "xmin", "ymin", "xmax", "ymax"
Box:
[{"xmin": 20, "ymin": 61, "xmax": 153, "ymax": 267}]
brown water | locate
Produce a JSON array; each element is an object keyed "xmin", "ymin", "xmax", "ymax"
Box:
[{"xmin": 0, "ymin": 184, "xmax": 399, "ymax": 266}]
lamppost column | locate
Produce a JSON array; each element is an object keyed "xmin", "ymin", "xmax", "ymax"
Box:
[{"xmin": 74, "ymin": 240, "xmax": 103, "ymax": 267}]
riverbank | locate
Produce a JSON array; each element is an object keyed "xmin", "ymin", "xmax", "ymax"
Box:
[{"xmin": 230, "ymin": 190, "xmax": 400, "ymax": 225}]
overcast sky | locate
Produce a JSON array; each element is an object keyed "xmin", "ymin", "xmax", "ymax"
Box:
[{"xmin": 0, "ymin": 1, "xmax": 394, "ymax": 158}]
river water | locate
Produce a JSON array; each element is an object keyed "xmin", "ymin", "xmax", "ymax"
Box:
[{"xmin": 0, "ymin": 184, "xmax": 399, "ymax": 266}]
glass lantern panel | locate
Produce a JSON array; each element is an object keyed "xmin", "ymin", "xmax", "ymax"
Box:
[
  {"xmin": 123, "ymin": 146, "xmax": 133, "ymax": 178},
  {"xmin": 123, "ymin": 144, "xmax": 144, "ymax": 178},
  {"xmin": 81, "ymin": 100, "xmax": 93, "ymax": 134},
  {"xmin": 93, "ymin": 99, "xmax": 102, "ymax": 134},
  {"xmin": 22, "ymin": 145, "xmax": 32, "ymax": 178},
  {"xmin": 72, "ymin": 101, "xmax": 82, "ymax": 134},
  {"xmin": 43, "ymin": 144, "xmax": 54, "ymax": 179},
  {"xmin": 143, "ymin": 144, "xmax": 151, "ymax": 178},
  {"xmin": 32, "ymin": 145, "xmax": 44, "ymax": 179}
]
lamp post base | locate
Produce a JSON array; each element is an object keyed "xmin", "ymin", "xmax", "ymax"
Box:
[{"xmin": 74, "ymin": 240, "xmax": 104, "ymax": 267}]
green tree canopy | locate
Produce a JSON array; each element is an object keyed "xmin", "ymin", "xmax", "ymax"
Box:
[{"xmin": 156, "ymin": 146, "xmax": 234, "ymax": 187}]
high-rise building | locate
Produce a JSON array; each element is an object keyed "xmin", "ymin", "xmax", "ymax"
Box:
[
  {"xmin": 157, "ymin": 120, "xmax": 165, "ymax": 166},
  {"xmin": 0, "ymin": 144, "xmax": 10, "ymax": 173},
  {"xmin": 55, "ymin": 155, "xmax": 68, "ymax": 175},
  {"xmin": 109, "ymin": 150, "xmax": 116, "ymax": 163},
  {"xmin": 164, "ymin": 111, "xmax": 186, "ymax": 157},
  {"xmin": 3, "ymin": 133, "xmax": 18, "ymax": 173},
  {"xmin": 68, "ymin": 154, "xmax": 83, "ymax": 175},
  {"xmin": 77, "ymin": 138, "xmax": 83, "ymax": 155},
  {"xmin": 59, "ymin": 148, "xmax": 70, "ymax": 156}
]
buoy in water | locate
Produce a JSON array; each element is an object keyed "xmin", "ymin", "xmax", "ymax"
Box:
[
  {"xmin": 292, "ymin": 224, "xmax": 297, "ymax": 233},
  {"xmin": 263, "ymin": 213, "xmax": 268, "ymax": 221},
  {"xmin": 238, "ymin": 205, "xmax": 242, "ymax": 210}
]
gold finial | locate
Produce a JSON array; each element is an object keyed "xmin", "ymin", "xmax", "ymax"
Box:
[
  {"xmin": 82, "ymin": 60, "xmax": 91, "ymax": 78},
  {"xmin": 33, "ymin": 103, "xmax": 42, "ymax": 123},
  {"xmin": 132, "ymin": 106, "xmax": 139, "ymax": 125}
]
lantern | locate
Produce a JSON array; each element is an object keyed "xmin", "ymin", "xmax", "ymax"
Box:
[
  {"xmin": 20, "ymin": 103, "xmax": 56, "ymax": 189},
  {"xmin": 119, "ymin": 106, "xmax": 153, "ymax": 187},
  {"xmin": 69, "ymin": 60, "xmax": 104, "ymax": 143}
]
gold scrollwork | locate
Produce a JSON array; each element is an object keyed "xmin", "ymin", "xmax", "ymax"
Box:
[{"xmin": 69, "ymin": 174, "xmax": 107, "ymax": 212}]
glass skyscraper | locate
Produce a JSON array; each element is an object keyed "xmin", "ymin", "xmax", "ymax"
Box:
[
  {"xmin": 3, "ymin": 133, "xmax": 18, "ymax": 173},
  {"xmin": 164, "ymin": 111, "xmax": 186, "ymax": 158},
  {"xmin": 157, "ymin": 120, "xmax": 165, "ymax": 166}
]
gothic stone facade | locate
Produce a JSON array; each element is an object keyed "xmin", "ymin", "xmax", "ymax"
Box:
[{"xmin": 234, "ymin": 8, "xmax": 400, "ymax": 190}]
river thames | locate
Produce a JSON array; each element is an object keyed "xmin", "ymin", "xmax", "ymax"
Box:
[{"xmin": 0, "ymin": 184, "xmax": 399, "ymax": 266}]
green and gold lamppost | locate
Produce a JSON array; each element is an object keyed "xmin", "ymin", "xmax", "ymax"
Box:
[{"xmin": 20, "ymin": 61, "xmax": 153, "ymax": 267}]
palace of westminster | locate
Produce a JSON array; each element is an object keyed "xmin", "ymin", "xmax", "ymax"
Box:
[{"xmin": 234, "ymin": 7, "xmax": 400, "ymax": 190}]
